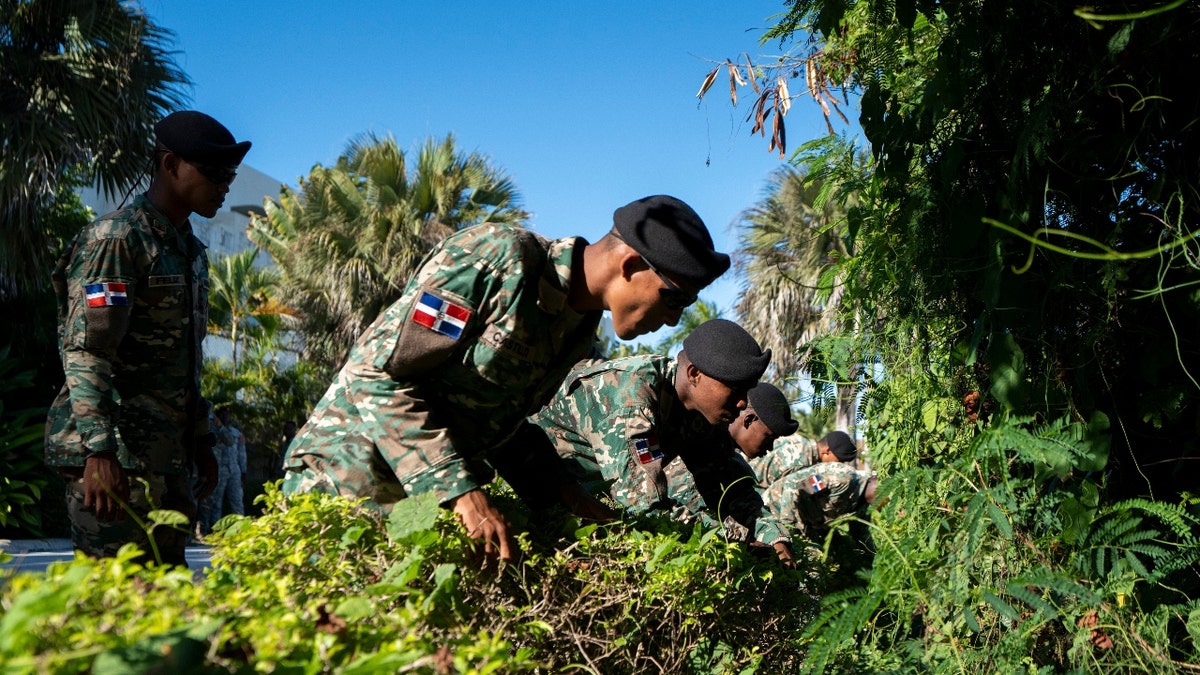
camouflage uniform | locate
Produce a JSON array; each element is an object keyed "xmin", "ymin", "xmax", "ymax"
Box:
[
  {"xmin": 534, "ymin": 355, "xmax": 790, "ymax": 546},
  {"xmin": 199, "ymin": 423, "xmax": 242, "ymax": 531},
  {"xmin": 282, "ymin": 223, "xmax": 601, "ymax": 510},
  {"xmin": 751, "ymin": 435, "xmax": 871, "ymax": 540},
  {"xmin": 667, "ymin": 434, "xmax": 870, "ymax": 542},
  {"xmin": 45, "ymin": 194, "xmax": 212, "ymax": 565}
]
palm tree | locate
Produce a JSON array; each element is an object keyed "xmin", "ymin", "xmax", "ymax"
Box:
[
  {"xmin": 1, "ymin": 0, "xmax": 188, "ymax": 297},
  {"xmin": 207, "ymin": 249, "xmax": 290, "ymax": 375},
  {"xmin": 247, "ymin": 133, "xmax": 527, "ymax": 371},
  {"xmin": 734, "ymin": 165, "xmax": 859, "ymax": 432}
]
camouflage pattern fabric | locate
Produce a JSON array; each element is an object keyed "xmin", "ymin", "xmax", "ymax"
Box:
[
  {"xmin": 534, "ymin": 354, "xmax": 790, "ymax": 546},
  {"xmin": 282, "ymin": 223, "xmax": 601, "ymax": 510},
  {"xmin": 45, "ymin": 194, "xmax": 212, "ymax": 473},
  {"xmin": 667, "ymin": 434, "xmax": 870, "ymax": 542},
  {"xmin": 750, "ymin": 434, "xmax": 820, "ymax": 483},
  {"xmin": 62, "ymin": 468, "xmax": 195, "ymax": 566},
  {"xmin": 758, "ymin": 459, "xmax": 870, "ymax": 541}
]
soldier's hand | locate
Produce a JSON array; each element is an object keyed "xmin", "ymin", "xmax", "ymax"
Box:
[
  {"xmin": 773, "ymin": 541, "xmax": 797, "ymax": 569},
  {"xmin": 83, "ymin": 452, "xmax": 129, "ymax": 522},
  {"xmin": 558, "ymin": 480, "xmax": 618, "ymax": 523},
  {"xmin": 449, "ymin": 488, "xmax": 516, "ymax": 563},
  {"xmin": 193, "ymin": 442, "xmax": 219, "ymax": 502}
]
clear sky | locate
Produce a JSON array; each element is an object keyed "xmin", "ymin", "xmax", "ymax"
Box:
[{"xmin": 141, "ymin": 0, "xmax": 834, "ymax": 339}]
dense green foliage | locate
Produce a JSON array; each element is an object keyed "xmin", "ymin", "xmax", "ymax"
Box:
[
  {"xmin": 1, "ymin": 486, "xmax": 836, "ymax": 673},
  {"xmin": 705, "ymin": 0, "xmax": 1200, "ymax": 670},
  {"xmin": 0, "ymin": 348, "xmax": 50, "ymax": 535}
]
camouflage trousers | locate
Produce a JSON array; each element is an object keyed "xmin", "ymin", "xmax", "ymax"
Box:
[
  {"xmin": 62, "ymin": 468, "xmax": 196, "ymax": 567},
  {"xmin": 199, "ymin": 469, "xmax": 244, "ymax": 533}
]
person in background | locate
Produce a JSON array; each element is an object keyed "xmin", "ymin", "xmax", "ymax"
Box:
[
  {"xmin": 282, "ymin": 195, "xmax": 730, "ymax": 562},
  {"xmin": 754, "ymin": 430, "xmax": 877, "ymax": 541},
  {"xmin": 44, "ymin": 110, "xmax": 250, "ymax": 565},
  {"xmin": 200, "ymin": 404, "xmax": 246, "ymax": 532},
  {"xmin": 198, "ymin": 408, "xmax": 235, "ymax": 533}
]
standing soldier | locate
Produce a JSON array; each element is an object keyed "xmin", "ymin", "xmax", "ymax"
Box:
[
  {"xmin": 199, "ymin": 408, "xmax": 236, "ymax": 533},
  {"xmin": 531, "ymin": 319, "xmax": 795, "ymax": 564},
  {"xmin": 283, "ymin": 195, "xmax": 730, "ymax": 562},
  {"xmin": 217, "ymin": 405, "xmax": 247, "ymax": 516},
  {"xmin": 45, "ymin": 111, "xmax": 249, "ymax": 566}
]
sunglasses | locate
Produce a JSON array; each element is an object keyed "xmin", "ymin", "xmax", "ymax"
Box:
[
  {"xmin": 642, "ymin": 257, "xmax": 697, "ymax": 310},
  {"xmin": 189, "ymin": 161, "xmax": 239, "ymax": 186}
]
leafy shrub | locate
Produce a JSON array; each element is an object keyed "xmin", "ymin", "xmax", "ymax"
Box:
[
  {"xmin": 0, "ymin": 347, "xmax": 51, "ymax": 536},
  {"xmin": 1, "ymin": 484, "xmax": 820, "ymax": 673}
]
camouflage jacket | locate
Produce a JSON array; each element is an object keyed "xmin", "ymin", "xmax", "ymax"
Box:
[
  {"xmin": 667, "ymin": 434, "xmax": 870, "ymax": 541},
  {"xmin": 750, "ymin": 435, "xmax": 871, "ymax": 539},
  {"xmin": 45, "ymin": 194, "xmax": 211, "ymax": 474},
  {"xmin": 284, "ymin": 223, "xmax": 600, "ymax": 507},
  {"xmin": 534, "ymin": 355, "xmax": 790, "ymax": 546}
]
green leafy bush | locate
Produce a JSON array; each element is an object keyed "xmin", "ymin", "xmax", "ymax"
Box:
[
  {"xmin": 1, "ymin": 484, "xmax": 820, "ymax": 673},
  {"xmin": 0, "ymin": 347, "xmax": 51, "ymax": 536}
]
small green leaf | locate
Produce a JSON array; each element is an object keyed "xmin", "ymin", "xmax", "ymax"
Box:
[{"xmin": 386, "ymin": 491, "xmax": 441, "ymax": 541}]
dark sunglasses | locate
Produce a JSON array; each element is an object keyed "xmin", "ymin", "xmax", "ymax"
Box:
[
  {"xmin": 189, "ymin": 161, "xmax": 238, "ymax": 186},
  {"xmin": 642, "ymin": 257, "xmax": 697, "ymax": 310}
]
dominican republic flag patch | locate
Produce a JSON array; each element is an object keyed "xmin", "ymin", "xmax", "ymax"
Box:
[
  {"xmin": 84, "ymin": 282, "xmax": 129, "ymax": 308},
  {"xmin": 634, "ymin": 436, "xmax": 664, "ymax": 465},
  {"xmin": 808, "ymin": 473, "xmax": 827, "ymax": 493},
  {"xmin": 411, "ymin": 291, "xmax": 470, "ymax": 340}
]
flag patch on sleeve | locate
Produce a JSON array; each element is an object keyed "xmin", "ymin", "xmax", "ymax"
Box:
[
  {"xmin": 411, "ymin": 291, "xmax": 471, "ymax": 340},
  {"xmin": 808, "ymin": 473, "xmax": 827, "ymax": 493},
  {"xmin": 634, "ymin": 436, "xmax": 664, "ymax": 464},
  {"xmin": 84, "ymin": 282, "xmax": 129, "ymax": 307}
]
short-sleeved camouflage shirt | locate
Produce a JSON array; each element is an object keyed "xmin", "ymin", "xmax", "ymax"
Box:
[
  {"xmin": 44, "ymin": 194, "xmax": 211, "ymax": 474},
  {"xmin": 283, "ymin": 223, "xmax": 601, "ymax": 509},
  {"xmin": 534, "ymin": 354, "xmax": 790, "ymax": 546}
]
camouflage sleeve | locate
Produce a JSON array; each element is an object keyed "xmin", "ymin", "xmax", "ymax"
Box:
[
  {"xmin": 58, "ymin": 231, "xmax": 143, "ymax": 455},
  {"xmin": 589, "ymin": 406, "xmax": 673, "ymax": 514},
  {"xmin": 682, "ymin": 448, "xmax": 791, "ymax": 546},
  {"xmin": 335, "ymin": 226, "xmax": 518, "ymax": 503}
]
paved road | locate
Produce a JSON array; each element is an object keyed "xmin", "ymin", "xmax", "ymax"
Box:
[{"xmin": 1, "ymin": 539, "xmax": 212, "ymax": 576}]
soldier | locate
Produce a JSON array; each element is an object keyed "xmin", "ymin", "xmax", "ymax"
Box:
[
  {"xmin": 45, "ymin": 110, "xmax": 249, "ymax": 565},
  {"xmin": 282, "ymin": 195, "xmax": 730, "ymax": 562},
  {"xmin": 532, "ymin": 319, "xmax": 795, "ymax": 564},
  {"xmin": 754, "ymin": 431, "xmax": 877, "ymax": 542},
  {"xmin": 199, "ymin": 408, "xmax": 236, "ymax": 533},
  {"xmin": 200, "ymin": 405, "xmax": 246, "ymax": 532},
  {"xmin": 662, "ymin": 381, "xmax": 798, "ymax": 531},
  {"xmin": 668, "ymin": 392, "xmax": 877, "ymax": 544}
]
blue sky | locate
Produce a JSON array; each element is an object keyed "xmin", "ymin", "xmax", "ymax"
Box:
[{"xmin": 142, "ymin": 1, "xmax": 836, "ymax": 340}]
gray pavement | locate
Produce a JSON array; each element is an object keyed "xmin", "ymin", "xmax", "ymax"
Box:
[{"xmin": 1, "ymin": 538, "xmax": 212, "ymax": 575}]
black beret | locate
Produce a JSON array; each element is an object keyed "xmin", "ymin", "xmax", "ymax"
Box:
[
  {"xmin": 682, "ymin": 319, "xmax": 771, "ymax": 384},
  {"xmin": 613, "ymin": 195, "xmax": 730, "ymax": 288},
  {"xmin": 155, "ymin": 110, "xmax": 251, "ymax": 166},
  {"xmin": 747, "ymin": 382, "xmax": 798, "ymax": 436},
  {"xmin": 821, "ymin": 430, "xmax": 858, "ymax": 462}
]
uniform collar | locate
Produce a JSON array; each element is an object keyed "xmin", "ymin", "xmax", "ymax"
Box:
[
  {"xmin": 134, "ymin": 193, "xmax": 193, "ymax": 241},
  {"xmin": 537, "ymin": 235, "xmax": 585, "ymax": 315}
]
